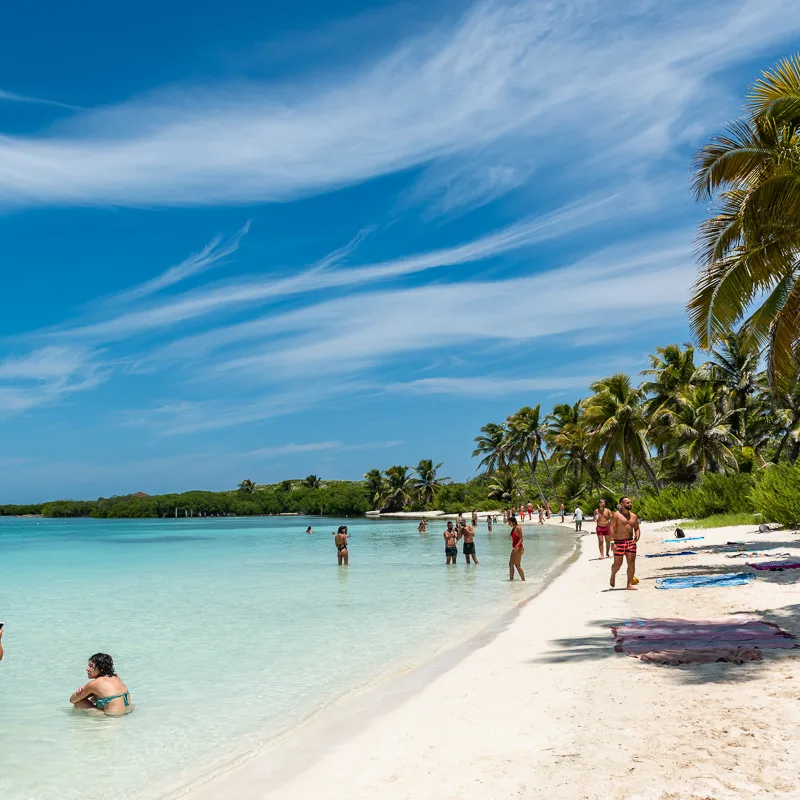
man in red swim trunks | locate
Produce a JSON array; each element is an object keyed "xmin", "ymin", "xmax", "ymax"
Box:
[
  {"xmin": 593, "ymin": 499, "xmax": 612, "ymax": 559},
  {"xmin": 609, "ymin": 497, "xmax": 640, "ymax": 590}
]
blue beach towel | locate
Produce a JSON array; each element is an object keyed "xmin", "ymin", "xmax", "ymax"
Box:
[
  {"xmin": 655, "ymin": 573, "xmax": 754, "ymax": 590},
  {"xmin": 645, "ymin": 551, "xmax": 697, "ymax": 558},
  {"xmin": 661, "ymin": 536, "xmax": 705, "ymax": 543}
]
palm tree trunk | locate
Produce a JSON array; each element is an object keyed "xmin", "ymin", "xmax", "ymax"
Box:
[
  {"xmin": 629, "ymin": 462, "xmax": 642, "ymax": 492},
  {"xmin": 772, "ymin": 413, "xmax": 799, "ymax": 463},
  {"xmin": 640, "ymin": 458, "xmax": 661, "ymax": 492},
  {"xmin": 525, "ymin": 455, "xmax": 547, "ymax": 504},
  {"xmin": 623, "ymin": 463, "xmax": 629, "ymax": 495},
  {"xmin": 540, "ymin": 450, "xmax": 561, "ymax": 503}
]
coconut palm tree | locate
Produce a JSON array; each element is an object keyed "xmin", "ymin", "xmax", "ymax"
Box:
[
  {"xmin": 302, "ymin": 474, "xmax": 322, "ymax": 489},
  {"xmin": 545, "ymin": 401, "xmax": 583, "ymax": 444},
  {"xmin": 641, "ymin": 343, "xmax": 696, "ymax": 417},
  {"xmin": 656, "ymin": 384, "xmax": 741, "ymax": 475},
  {"xmin": 583, "ymin": 373, "xmax": 660, "ymax": 493},
  {"xmin": 487, "ymin": 471, "xmax": 517, "ymax": 503},
  {"xmin": 383, "ymin": 465, "xmax": 415, "ymax": 511},
  {"xmin": 363, "ymin": 469, "xmax": 387, "ymax": 508},
  {"xmin": 238, "ymin": 479, "xmax": 257, "ymax": 493},
  {"xmin": 506, "ymin": 405, "xmax": 560, "ymax": 504},
  {"xmin": 551, "ymin": 421, "xmax": 613, "ymax": 496},
  {"xmin": 692, "ymin": 326, "xmax": 761, "ymax": 438},
  {"xmin": 768, "ymin": 368, "xmax": 800, "ymax": 464},
  {"xmin": 412, "ymin": 459, "xmax": 451, "ymax": 505},
  {"xmin": 689, "ymin": 55, "xmax": 800, "ymax": 394},
  {"xmin": 472, "ymin": 422, "xmax": 509, "ymax": 472}
]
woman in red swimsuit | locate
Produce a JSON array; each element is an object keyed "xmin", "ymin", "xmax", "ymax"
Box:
[{"xmin": 509, "ymin": 517, "xmax": 525, "ymax": 581}]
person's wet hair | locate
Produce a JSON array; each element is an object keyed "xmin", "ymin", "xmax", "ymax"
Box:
[
  {"xmin": 337, "ymin": 525, "xmax": 348, "ymax": 534},
  {"xmin": 89, "ymin": 653, "xmax": 116, "ymax": 677}
]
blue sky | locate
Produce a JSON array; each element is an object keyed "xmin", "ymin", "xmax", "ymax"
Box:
[{"xmin": 1, "ymin": 0, "xmax": 799, "ymax": 503}]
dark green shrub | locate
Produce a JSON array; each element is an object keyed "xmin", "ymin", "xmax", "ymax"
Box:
[{"xmin": 751, "ymin": 465, "xmax": 800, "ymax": 526}]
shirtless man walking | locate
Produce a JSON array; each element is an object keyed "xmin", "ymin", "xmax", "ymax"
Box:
[
  {"xmin": 458, "ymin": 523, "xmax": 479, "ymax": 565},
  {"xmin": 593, "ymin": 499, "xmax": 612, "ymax": 559},
  {"xmin": 609, "ymin": 497, "xmax": 640, "ymax": 590},
  {"xmin": 444, "ymin": 521, "xmax": 458, "ymax": 565}
]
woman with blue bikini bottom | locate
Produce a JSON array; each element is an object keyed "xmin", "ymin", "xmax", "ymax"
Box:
[{"xmin": 70, "ymin": 653, "xmax": 133, "ymax": 716}]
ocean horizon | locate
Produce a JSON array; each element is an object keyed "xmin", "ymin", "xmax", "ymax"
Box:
[{"xmin": 0, "ymin": 515, "xmax": 575, "ymax": 800}]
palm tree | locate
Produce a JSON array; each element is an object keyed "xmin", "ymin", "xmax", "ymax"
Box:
[
  {"xmin": 506, "ymin": 405, "xmax": 559, "ymax": 503},
  {"xmin": 472, "ymin": 422, "xmax": 509, "ymax": 472},
  {"xmin": 689, "ymin": 55, "xmax": 800, "ymax": 394},
  {"xmin": 302, "ymin": 474, "xmax": 322, "ymax": 489},
  {"xmin": 656, "ymin": 384, "xmax": 741, "ymax": 475},
  {"xmin": 551, "ymin": 421, "xmax": 613, "ymax": 496},
  {"xmin": 583, "ymin": 373, "xmax": 660, "ymax": 493},
  {"xmin": 641, "ymin": 343, "xmax": 696, "ymax": 417},
  {"xmin": 383, "ymin": 465, "xmax": 415, "ymax": 511},
  {"xmin": 487, "ymin": 471, "xmax": 517, "ymax": 503},
  {"xmin": 545, "ymin": 400, "xmax": 582, "ymax": 444},
  {"xmin": 692, "ymin": 326, "xmax": 761, "ymax": 438},
  {"xmin": 412, "ymin": 459, "xmax": 451, "ymax": 505},
  {"xmin": 769, "ymin": 369, "xmax": 800, "ymax": 464},
  {"xmin": 363, "ymin": 469, "xmax": 387, "ymax": 509},
  {"xmin": 238, "ymin": 479, "xmax": 257, "ymax": 493}
]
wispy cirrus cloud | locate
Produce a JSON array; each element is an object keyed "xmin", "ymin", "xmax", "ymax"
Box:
[
  {"xmin": 0, "ymin": 88, "xmax": 80, "ymax": 111},
  {"xmin": 108, "ymin": 222, "xmax": 251, "ymax": 304},
  {"xmin": 0, "ymin": 0, "xmax": 797, "ymax": 210},
  {"xmin": 72, "ymin": 194, "xmax": 616, "ymax": 353},
  {"xmin": 0, "ymin": 345, "xmax": 105, "ymax": 413}
]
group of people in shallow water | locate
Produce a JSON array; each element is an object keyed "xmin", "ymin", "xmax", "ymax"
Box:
[{"xmin": 504, "ymin": 501, "xmax": 566, "ymax": 524}]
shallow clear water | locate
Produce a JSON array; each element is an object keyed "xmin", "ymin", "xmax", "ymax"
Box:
[{"xmin": 0, "ymin": 515, "xmax": 574, "ymax": 800}]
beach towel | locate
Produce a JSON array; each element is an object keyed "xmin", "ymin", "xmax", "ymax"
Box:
[
  {"xmin": 747, "ymin": 560, "xmax": 800, "ymax": 571},
  {"xmin": 727, "ymin": 551, "xmax": 791, "ymax": 559},
  {"xmin": 661, "ymin": 536, "xmax": 705, "ymax": 543},
  {"xmin": 645, "ymin": 551, "xmax": 697, "ymax": 558},
  {"xmin": 654, "ymin": 573, "xmax": 753, "ymax": 589},
  {"xmin": 637, "ymin": 647, "xmax": 763, "ymax": 665},
  {"xmin": 610, "ymin": 617, "xmax": 797, "ymax": 664}
]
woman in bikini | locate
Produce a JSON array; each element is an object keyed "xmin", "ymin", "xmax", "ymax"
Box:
[
  {"xmin": 70, "ymin": 653, "xmax": 133, "ymax": 716},
  {"xmin": 334, "ymin": 525, "xmax": 350, "ymax": 565},
  {"xmin": 509, "ymin": 517, "xmax": 525, "ymax": 581}
]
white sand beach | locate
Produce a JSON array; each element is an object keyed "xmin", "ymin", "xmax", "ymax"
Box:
[{"xmin": 177, "ymin": 520, "xmax": 800, "ymax": 800}]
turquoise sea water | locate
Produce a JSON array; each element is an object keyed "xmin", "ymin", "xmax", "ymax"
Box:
[{"xmin": 0, "ymin": 515, "xmax": 574, "ymax": 800}]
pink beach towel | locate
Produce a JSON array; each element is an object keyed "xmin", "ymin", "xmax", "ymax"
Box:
[
  {"xmin": 611, "ymin": 617, "xmax": 797, "ymax": 662},
  {"xmin": 747, "ymin": 560, "xmax": 800, "ymax": 571}
]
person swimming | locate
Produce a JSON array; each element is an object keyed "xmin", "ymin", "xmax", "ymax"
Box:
[
  {"xmin": 70, "ymin": 653, "xmax": 133, "ymax": 716},
  {"xmin": 334, "ymin": 525, "xmax": 350, "ymax": 566},
  {"xmin": 306, "ymin": 526, "xmax": 314, "ymax": 534}
]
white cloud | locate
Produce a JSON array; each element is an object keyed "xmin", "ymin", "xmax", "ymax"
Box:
[
  {"xmin": 108, "ymin": 222, "xmax": 251, "ymax": 304},
  {"xmin": 0, "ymin": 89, "xmax": 79, "ymax": 111},
  {"xmin": 0, "ymin": 1, "xmax": 797, "ymax": 209},
  {"xmin": 387, "ymin": 375, "xmax": 602, "ymax": 398}
]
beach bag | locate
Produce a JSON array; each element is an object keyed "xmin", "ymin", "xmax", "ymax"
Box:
[{"xmin": 675, "ymin": 527, "xmax": 685, "ymax": 538}]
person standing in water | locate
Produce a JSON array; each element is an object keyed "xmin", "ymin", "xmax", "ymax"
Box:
[
  {"xmin": 334, "ymin": 525, "xmax": 350, "ymax": 565},
  {"xmin": 545, "ymin": 500, "xmax": 552, "ymax": 519},
  {"xmin": 609, "ymin": 497, "xmax": 640, "ymax": 590},
  {"xmin": 559, "ymin": 502, "xmax": 565, "ymax": 523},
  {"xmin": 70, "ymin": 653, "xmax": 133, "ymax": 716},
  {"xmin": 459, "ymin": 523, "xmax": 479, "ymax": 564},
  {"xmin": 509, "ymin": 516, "xmax": 525, "ymax": 581},
  {"xmin": 444, "ymin": 521, "xmax": 458, "ymax": 565},
  {"xmin": 537, "ymin": 504, "xmax": 545, "ymax": 525},
  {"xmin": 593, "ymin": 499, "xmax": 612, "ymax": 559},
  {"xmin": 471, "ymin": 509, "xmax": 479, "ymax": 527},
  {"xmin": 418, "ymin": 519, "xmax": 427, "ymax": 533},
  {"xmin": 305, "ymin": 526, "xmax": 314, "ymax": 534},
  {"xmin": 487, "ymin": 515, "xmax": 493, "ymax": 532}
]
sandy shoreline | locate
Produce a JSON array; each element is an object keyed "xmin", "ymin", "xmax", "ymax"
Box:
[{"xmin": 175, "ymin": 519, "xmax": 800, "ymax": 800}]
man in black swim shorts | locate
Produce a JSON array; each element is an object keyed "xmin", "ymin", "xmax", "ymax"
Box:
[
  {"xmin": 458, "ymin": 523, "xmax": 479, "ymax": 565},
  {"xmin": 444, "ymin": 521, "xmax": 458, "ymax": 565}
]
